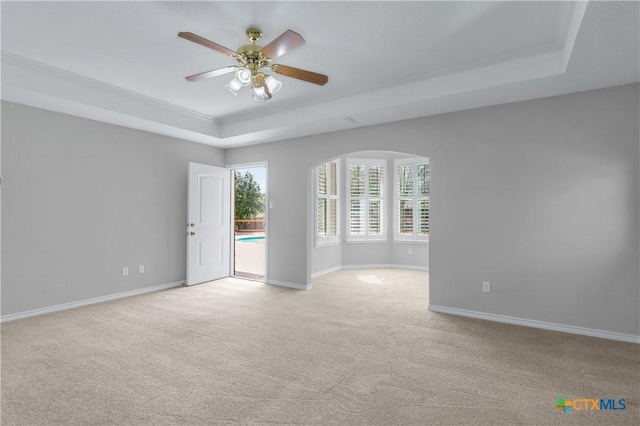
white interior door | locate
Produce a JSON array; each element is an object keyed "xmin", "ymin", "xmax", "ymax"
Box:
[{"xmin": 187, "ymin": 162, "xmax": 231, "ymax": 286}]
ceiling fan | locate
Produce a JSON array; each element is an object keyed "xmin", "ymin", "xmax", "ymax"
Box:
[{"xmin": 178, "ymin": 28, "xmax": 328, "ymax": 101}]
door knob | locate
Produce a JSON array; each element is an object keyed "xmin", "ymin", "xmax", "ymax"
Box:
[
  {"xmin": 190, "ymin": 223, "xmax": 195, "ymax": 227},
  {"xmin": 190, "ymin": 232, "xmax": 195, "ymax": 236}
]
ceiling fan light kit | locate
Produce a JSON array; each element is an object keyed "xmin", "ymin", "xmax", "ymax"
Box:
[{"xmin": 179, "ymin": 28, "xmax": 328, "ymax": 102}]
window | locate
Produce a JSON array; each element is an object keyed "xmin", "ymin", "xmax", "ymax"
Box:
[
  {"xmin": 395, "ymin": 158, "xmax": 429, "ymax": 242},
  {"xmin": 347, "ymin": 159, "xmax": 386, "ymax": 241},
  {"xmin": 315, "ymin": 160, "xmax": 339, "ymax": 246}
]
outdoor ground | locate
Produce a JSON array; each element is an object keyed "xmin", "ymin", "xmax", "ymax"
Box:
[{"xmin": 234, "ymin": 232, "xmax": 265, "ymax": 279}]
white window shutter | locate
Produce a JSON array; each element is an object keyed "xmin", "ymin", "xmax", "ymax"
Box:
[
  {"xmin": 347, "ymin": 159, "xmax": 386, "ymax": 241},
  {"xmin": 394, "ymin": 158, "xmax": 429, "ymax": 242},
  {"xmin": 315, "ymin": 160, "xmax": 340, "ymax": 246}
]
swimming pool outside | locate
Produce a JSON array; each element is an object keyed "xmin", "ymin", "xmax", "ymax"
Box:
[{"xmin": 235, "ymin": 235, "xmax": 265, "ymax": 243}]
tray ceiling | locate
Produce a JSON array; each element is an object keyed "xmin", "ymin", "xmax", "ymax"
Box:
[{"xmin": 2, "ymin": 1, "xmax": 638, "ymax": 148}]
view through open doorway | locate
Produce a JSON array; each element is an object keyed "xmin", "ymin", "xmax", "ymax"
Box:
[{"xmin": 233, "ymin": 165, "xmax": 266, "ymax": 280}]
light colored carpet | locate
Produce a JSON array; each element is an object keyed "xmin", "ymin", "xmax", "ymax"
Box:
[{"xmin": 1, "ymin": 268, "xmax": 638, "ymax": 425}]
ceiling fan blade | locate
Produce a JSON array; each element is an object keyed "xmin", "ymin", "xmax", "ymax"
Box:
[
  {"xmin": 254, "ymin": 74, "xmax": 272, "ymax": 99},
  {"xmin": 185, "ymin": 66, "xmax": 237, "ymax": 81},
  {"xmin": 260, "ymin": 30, "xmax": 305, "ymax": 59},
  {"xmin": 271, "ymin": 64, "xmax": 328, "ymax": 86},
  {"xmin": 178, "ymin": 32, "xmax": 238, "ymax": 58}
]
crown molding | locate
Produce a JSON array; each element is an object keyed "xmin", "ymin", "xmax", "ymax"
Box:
[{"xmin": 1, "ymin": 51, "xmax": 224, "ymax": 144}]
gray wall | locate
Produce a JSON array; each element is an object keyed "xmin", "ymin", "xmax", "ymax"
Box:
[
  {"xmin": 226, "ymin": 83, "xmax": 640, "ymax": 336},
  {"xmin": 2, "ymin": 84, "xmax": 638, "ymax": 337},
  {"xmin": 1, "ymin": 101, "xmax": 225, "ymax": 316}
]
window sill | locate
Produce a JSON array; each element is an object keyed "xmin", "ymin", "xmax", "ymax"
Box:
[
  {"xmin": 346, "ymin": 239, "xmax": 388, "ymax": 244},
  {"xmin": 394, "ymin": 239, "xmax": 429, "ymax": 245}
]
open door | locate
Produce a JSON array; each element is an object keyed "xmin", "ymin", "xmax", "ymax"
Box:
[
  {"xmin": 232, "ymin": 165, "xmax": 267, "ymax": 281},
  {"xmin": 186, "ymin": 162, "xmax": 231, "ymax": 286}
]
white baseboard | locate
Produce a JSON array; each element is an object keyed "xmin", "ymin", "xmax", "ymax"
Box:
[
  {"xmin": 428, "ymin": 305, "xmax": 640, "ymax": 344},
  {"xmin": 310, "ymin": 266, "xmax": 342, "ymax": 279},
  {"xmin": 1, "ymin": 281, "xmax": 184, "ymax": 323},
  {"xmin": 267, "ymin": 280, "xmax": 311, "ymax": 290},
  {"xmin": 312, "ymin": 264, "xmax": 429, "ymax": 278},
  {"xmin": 343, "ymin": 263, "xmax": 429, "ymax": 271}
]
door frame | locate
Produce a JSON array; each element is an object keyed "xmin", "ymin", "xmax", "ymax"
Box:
[{"xmin": 227, "ymin": 161, "xmax": 269, "ymax": 282}]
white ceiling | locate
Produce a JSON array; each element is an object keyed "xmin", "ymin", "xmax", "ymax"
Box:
[{"xmin": 2, "ymin": 1, "xmax": 638, "ymax": 148}]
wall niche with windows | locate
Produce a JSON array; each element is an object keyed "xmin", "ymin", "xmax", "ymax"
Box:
[{"xmin": 311, "ymin": 150, "xmax": 429, "ymax": 277}]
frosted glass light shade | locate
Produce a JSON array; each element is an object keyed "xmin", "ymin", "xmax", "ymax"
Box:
[
  {"xmin": 225, "ymin": 78, "xmax": 242, "ymax": 95},
  {"xmin": 252, "ymin": 85, "xmax": 268, "ymax": 101},
  {"xmin": 265, "ymin": 76, "xmax": 282, "ymax": 94},
  {"xmin": 235, "ymin": 68, "xmax": 252, "ymax": 86}
]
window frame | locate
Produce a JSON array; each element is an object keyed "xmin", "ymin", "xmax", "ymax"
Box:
[
  {"xmin": 346, "ymin": 158, "xmax": 387, "ymax": 242},
  {"xmin": 315, "ymin": 159, "xmax": 340, "ymax": 247},
  {"xmin": 394, "ymin": 157, "xmax": 430, "ymax": 243}
]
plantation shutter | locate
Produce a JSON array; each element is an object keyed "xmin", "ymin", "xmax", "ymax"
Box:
[
  {"xmin": 417, "ymin": 163, "xmax": 429, "ymax": 236},
  {"xmin": 316, "ymin": 160, "xmax": 340, "ymax": 245},
  {"xmin": 347, "ymin": 159, "xmax": 386, "ymax": 240},
  {"xmin": 368, "ymin": 165, "xmax": 383, "ymax": 235},
  {"xmin": 394, "ymin": 158, "xmax": 429, "ymax": 241},
  {"xmin": 397, "ymin": 164, "xmax": 413, "ymax": 236},
  {"xmin": 349, "ymin": 165, "xmax": 365, "ymax": 235},
  {"xmin": 329, "ymin": 162, "xmax": 338, "ymax": 236},
  {"xmin": 318, "ymin": 163, "xmax": 327, "ymax": 195},
  {"xmin": 317, "ymin": 163, "xmax": 327, "ymax": 237}
]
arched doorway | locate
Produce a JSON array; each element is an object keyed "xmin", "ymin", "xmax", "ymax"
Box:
[{"xmin": 309, "ymin": 150, "xmax": 430, "ymax": 281}]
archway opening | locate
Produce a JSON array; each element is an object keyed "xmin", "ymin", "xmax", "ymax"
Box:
[{"xmin": 309, "ymin": 150, "xmax": 430, "ymax": 299}]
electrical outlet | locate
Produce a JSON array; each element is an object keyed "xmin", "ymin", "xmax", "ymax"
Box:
[
  {"xmin": 482, "ymin": 281, "xmax": 491, "ymax": 293},
  {"xmin": 122, "ymin": 267, "xmax": 129, "ymax": 276},
  {"xmin": 138, "ymin": 265, "xmax": 144, "ymax": 274},
  {"xmin": 408, "ymin": 248, "xmax": 413, "ymax": 255}
]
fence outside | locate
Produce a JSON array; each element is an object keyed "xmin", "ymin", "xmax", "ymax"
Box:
[{"xmin": 235, "ymin": 218, "xmax": 265, "ymax": 233}]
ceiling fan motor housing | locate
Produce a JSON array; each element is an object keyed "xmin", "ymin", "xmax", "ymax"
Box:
[{"xmin": 237, "ymin": 44, "xmax": 271, "ymax": 75}]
